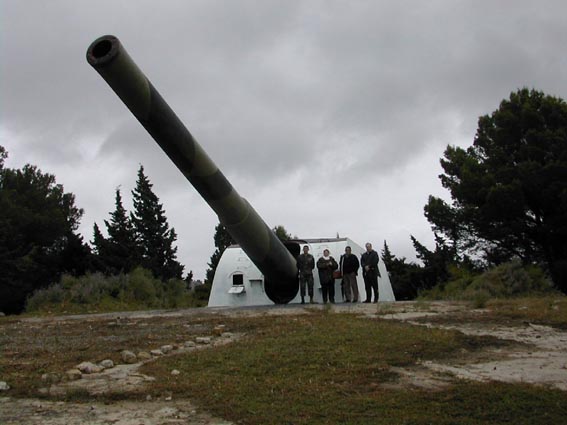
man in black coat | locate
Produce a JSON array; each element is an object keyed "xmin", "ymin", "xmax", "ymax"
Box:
[
  {"xmin": 296, "ymin": 245, "xmax": 315, "ymax": 304},
  {"xmin": 340, "ymin": 246, "xmax": 360, "ymax": 302},
  {"xmin": 360, "ymin": 242, "xmax": 380, "ymax": 303}
]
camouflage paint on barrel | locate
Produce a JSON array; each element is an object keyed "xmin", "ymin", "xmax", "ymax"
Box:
[{"xmin": 86, "ymin": 35, "xmax": 298, "ymax": 303}]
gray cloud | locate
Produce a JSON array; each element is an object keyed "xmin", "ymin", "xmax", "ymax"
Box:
[{"xmin": 2, "ymin": 0, "xmax": 567, "ymax": 278}]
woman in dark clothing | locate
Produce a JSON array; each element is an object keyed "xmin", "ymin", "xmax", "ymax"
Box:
[{"xmin": 317, "ymin": 249, "xmax": 338, "ymax": 303}]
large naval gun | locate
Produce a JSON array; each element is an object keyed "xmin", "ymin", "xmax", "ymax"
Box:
[{"xmin": 86, "ymin": 35, "xmax": 298, "ymax": 304}]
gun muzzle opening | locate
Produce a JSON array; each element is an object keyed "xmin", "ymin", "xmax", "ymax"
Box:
[
  {"xmin": 86, "ymin": 35, "xmax": 120, "ymax": 67},
  {"xmin": 92, "ymin": 39, "xmax": 113, "ymax": 59}
]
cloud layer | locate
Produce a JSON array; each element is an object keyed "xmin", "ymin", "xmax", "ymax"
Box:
[{"xmin": 2, "ymin": 1, "xmax": 566, "ymax": 278}]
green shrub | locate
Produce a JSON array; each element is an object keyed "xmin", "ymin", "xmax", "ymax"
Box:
[
  {"xmin": 420, "ymin": 261, "xmax": 555, "ymax": 301},
  {"xmin": 25, "ymin": 267, "xmax": 200, "ymax": 313},
  {"xmin": 125, "ymin": 267, "xmax": 159, "ymax": 306}
]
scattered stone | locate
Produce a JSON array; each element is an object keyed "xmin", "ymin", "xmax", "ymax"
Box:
[
  {"xmin": 137, "ymin": 351, "xmax": 152, "ymax": 361},
  {"xmin": 195, "ymin": 336, "xmax": 211, "ymax": 344},
  {"xmin": 65, "ymin": 369, "xmax": 82, "ymax": 381},
  {"xmin": 77, "ymin": 361, "xmax": 104, "ymax": 374},
  {"xmin": 157, "ymin": 406, "xmax": 178, "ymax": 417},
  {"xmin": 213, "ymin": 325, "xmax": 226, "ymax": 336},
  {"xmin": 184, "ymin": 341, "xmax": 196, "ymax": 348},
  {"xmin": 150, "ymin": 349, "xmax": 164, "ymax": 356},
  {"xmin": 0, "ymin": 312, "xmax": 5, "ymax": 317},
  {"xmin": 99, "ymin": 359, "xmax": 114, "ymax": 369},
  {"xmin": 146, "ymin": 394, "xmax": 152, "ymax": 401},
  {"xmin": 41, "ymin": 373, "xmax": 61, "ymax": 384},
  {"xmin": 121, "ymin": 350, "xmax": 137, "ymax": 364},
  {"xmin": 165, "ymin": 395, "xmax": 172, "ymax": 401},
  {"xmin": 160, "ymin": 344, "xmax": 173, "ymax": 354},
  {"xmin": 0, "ymin": 381, "xmax": 10, "ymax": 391},
  {"xmin": 171, "ymin": 369, "xmax": 180, "ymax": 376},
  {"xmin": 221, "ymin": 332, "xmax": 235, "ymax": 339}
]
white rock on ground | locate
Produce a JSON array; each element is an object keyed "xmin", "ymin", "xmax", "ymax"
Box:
[
  {"xmin": 99, "ymin": 359, "xmax": 114, "ymax": 369},
  {"xmin": 195, "ymin": 337, "xmax": 211, "ymax": 344},
  {"xmin": 184, "ymin": 341, "xmax": 196, "ymax": 348},
  {"xmin": 150, "ymin": 349, "xmax": 164, "ymax": 356},
  {"xmin": 41, "ymin": 373, "xmax": 61, "ymax": 384},
  {"xmin": 171, "ymin": 369, "xmax": 180, "ymax": 376},
  {"xmin": 213, "ymin": 325, "xmax": 226, "ymax": 336},
  {"xmin": 137, "ymin": 351, "xmax": 152, "ymax": 361},
  {"xmin": 77, "ymin": 362, "xmax": 103, "ymax": 374},
  {"xmin": 121, "ymin": 350, "xmax": 137, "ymax": 364},
  {"xmin": 65, "ymin": 369, "xmax": 82, "ymax": 381},
  {"xmin": 221, "ymin": 332, "xmax": 235, "ymax": 339},
  {"xmin": 0, "ymin": 381, "xmax": 9, "ymax": 391},
  {"xmin": 160, "ymin": 345, "xmax": 173, "ymax": 354}
]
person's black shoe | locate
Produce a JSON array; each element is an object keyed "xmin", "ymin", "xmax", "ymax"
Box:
[
  {"xmin": 373, "ymin": 299, "xmax": 378, "ymax": 303},
  {"xmin": 363, "ymin": 300, "xmax": 371, "ymax": 303}
]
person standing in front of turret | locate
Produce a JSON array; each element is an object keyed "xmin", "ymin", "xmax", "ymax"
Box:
[
  {"xmin": 361, "ymin": 242, "xmax": 380, "ymax": 303},
  {"xmin": 297, "ymin": 245, "xmax": 315, "ymax": 304},
  {"xmin": 340, "ymin": 246, "xmax": 360, "ymax": 303},
  {"xmin": 317, "ymin": 249, "xmax": 338, "ymax": 304}
]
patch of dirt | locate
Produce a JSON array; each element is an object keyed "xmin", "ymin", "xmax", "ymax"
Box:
[
  {"xmin": 46, "ymin": 335, "xmax": 240, "ymax": 397},
  {"xmin": 375, "ymin": 303, "xmax": 567, "ymax": 391},
  {"xmin": 0, "ymin": 397, "xmax": 232, "ymax": 425}
]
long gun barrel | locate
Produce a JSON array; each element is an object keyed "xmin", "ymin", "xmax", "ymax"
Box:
[{"xmin": 86, "ymin": 35, "xmax": 298, "ymax": 303}]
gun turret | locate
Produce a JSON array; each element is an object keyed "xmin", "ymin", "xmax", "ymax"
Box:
[{"xmin": 86, "ymin": 35, "xmax": 298, "ymax": 303}]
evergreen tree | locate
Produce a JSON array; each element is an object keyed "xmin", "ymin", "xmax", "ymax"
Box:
[
  {"xmin": 0, "ymin": 148, "xmax": 87, "ymax": 313},
  {"xmin": 103, "ymin": 188, "xmax": 140, "ymax": 274},
  {"xmin": 272, "ymin": 225, "xmax": 293, "ymax": 241},
  {"xmin": 91, "ymin": 222, "xmax": 109, "ymax": 272},
  {"xmin": 131, "ymin": 166, "xmax": 184, "ymax": 280},
  {"xmin": 411, "ymin": 234, "xmax": 456, "ymax": 290},
  {"xmin": 0, "ymin": 145, "xmax": 6, "ymax": 171},
  {"xmin": 381, "ymin": 240, "xmax": 423, "ymax": 300},
  {"xmin": 424, "ymin": 88, "xmax": 567, "ymax": 292},
  {"xmin": 206, "ymin": 222, "xmax": 235, "ymax": 283}
]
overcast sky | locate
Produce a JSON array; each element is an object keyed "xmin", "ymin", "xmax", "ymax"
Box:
[{"xmin": 2, "ymin": 1, "xmax": 566, "ymax": 280}]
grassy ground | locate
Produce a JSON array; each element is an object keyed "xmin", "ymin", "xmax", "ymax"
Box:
[
  {"xmin": 0, "ymin": 312, "xmax": 224, "ymax": 398},
  {"xmin": 141, "ymin": 310, "xmax": 567, "ymax": 425},
  {"xmin": 2, "ymin": 299, "xmax": 567, "ymax": 424}
]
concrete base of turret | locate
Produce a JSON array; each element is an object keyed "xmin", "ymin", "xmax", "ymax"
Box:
[{"xmin": 208, "ymin": 238, "xmax": 396, "ymax": 307}]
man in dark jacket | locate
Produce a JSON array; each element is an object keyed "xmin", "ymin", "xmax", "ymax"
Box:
[
  {"xmin": 340, "ymin": 246, "xmax": 360, "ymax": 303},
  {"xmin": 296, "ymin": 245, "xmax": 315, "ymax": 304},
  {"xmin": 360, "ymin": 242, "xmax": 380, "ymax": 303},
  {"xmin": 316, "ymin": 249, "xmax": 338, "ymax": 303}
]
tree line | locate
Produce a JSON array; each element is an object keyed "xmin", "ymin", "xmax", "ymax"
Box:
[
  {"xmin": 0, "ymin": 152, "xmax": 187, "ymax": 314},
  {"xmin": 1, "ymin": 87, "xmax": 566, "ymax": 312}
]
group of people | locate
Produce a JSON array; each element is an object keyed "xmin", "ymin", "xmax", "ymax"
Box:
[{"xmin": 296, "ymin": 243, "xmax": 381, "ymax": 305}]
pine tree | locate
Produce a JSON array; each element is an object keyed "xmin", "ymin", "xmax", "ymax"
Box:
[
  {"xmin": 206, "ymin": 222, "xmax": 235, "ymax": 283},
  {"xmin": 381, "ymin": 240, "xmax": 395, "ymax": 269},
  {"xmin": 103, "ymin": 188, "xmax": 139, "ymax": 274},
  {"xmin": 131, "ymin": 166, "xmax": 184, "ymax": 280}
]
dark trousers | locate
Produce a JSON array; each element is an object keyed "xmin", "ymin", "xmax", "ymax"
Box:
[
  {"xmin": 363, "ymin": 273, "xmax": 378, "ymax": 302},
  {"xmin": 299, "ymin": 274, "xmax": 314, "ymax": 297},
  {"xmin": 321, "ymin": 279, "xmax": 335, "ymax": 303}
]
